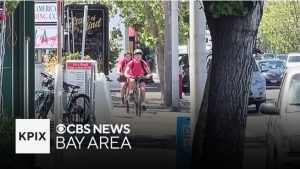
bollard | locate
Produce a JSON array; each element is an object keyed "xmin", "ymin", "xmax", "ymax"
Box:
[
  {"xmin": 176, "ymin": 116, "xmax": 190, "ymax": 169},
  {"xmin": 179, "ymin": 74, "xmax": 183, "ymax": 99}
]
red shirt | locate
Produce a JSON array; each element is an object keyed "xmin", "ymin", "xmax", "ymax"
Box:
[
  {"xmin": 118, "ymin": 58, "xmax": 131, "ymax": 73},
  {"xmin": 127, "ymin": 60, "xmax": 148, "ymax": 76}
]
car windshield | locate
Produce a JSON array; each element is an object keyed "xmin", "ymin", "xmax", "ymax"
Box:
[
  {"xmin": 262, "ymin": 54, "xmax": 274, "ymax": 59},
  {"xmin": 258, "ymin": 61, "xmax": 285, "ymax": 69},
  {"xmin": 277, "ymin": 55, "xmax": 287, "ymax": 60},
  {"xmin": 286, "ymin": 74, "xmax": 300, "ymax": 113},
  {"xmin": 288, "ymin": 55, "xmax": 300, "ymax": 62}
]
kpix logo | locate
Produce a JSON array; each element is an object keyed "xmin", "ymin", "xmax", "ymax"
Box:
[
  {"xmin": 15, "ymin": 119, "xmax": 50, "ymax": 154},
  {"xmin": 18, "ymin": 131, "xmax": 46, "ymax": 141}
]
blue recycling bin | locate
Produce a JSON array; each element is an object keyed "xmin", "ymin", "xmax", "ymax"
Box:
[{"xmin": 176, "ymin": 116, "xmax": 190, "ymax": 169}]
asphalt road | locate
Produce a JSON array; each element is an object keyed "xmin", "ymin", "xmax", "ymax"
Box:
[{"xmin": 243, "ymin": 86, "xmax": 280, "ymax": 169}]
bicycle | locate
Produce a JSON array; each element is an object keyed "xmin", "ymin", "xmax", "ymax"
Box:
[
  {"xmin": 125, "ymin": 76, "xmax": 146, "ymax": 117},
  {"xmin": 35, "ymin": 72, "xmax": 91, "ymax": 124}
]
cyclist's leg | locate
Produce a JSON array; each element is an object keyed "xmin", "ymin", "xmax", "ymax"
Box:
[
  {"xmin": 128, "ymin": 78, "xmax": 135, "ymax": 94},
  {"xmin": 119, "ymin": 76, "xmax": 127, "ymax": 103},
  {"xmin": 120, "ymin": 82, "xmax": 126, "ymax": 103},
  {"xmin": 139, "ymin": 81, "xmax": 147, "ymax": 110}
]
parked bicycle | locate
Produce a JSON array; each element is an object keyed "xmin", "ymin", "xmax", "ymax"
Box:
[
  {"xmin": 125, "ymin": 76, "xmax": 146, "ymax": 117},
  {"xmin": 35, "ymin": 72, "xmax": 90, "ymax": 124}
]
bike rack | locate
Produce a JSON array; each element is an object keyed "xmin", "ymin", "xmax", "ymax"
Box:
[{"xmin": 85, "ymin": 64, "xmax": 96, "ymax": 124}]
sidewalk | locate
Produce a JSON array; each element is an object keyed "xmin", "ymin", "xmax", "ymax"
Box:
[
  {"xmin": 110, "ymin": 84, "xmax": 189, "ymax": 141},
  {"xmin": 36, "ymin": 83, "xmax": 184, "ymax": 169}
]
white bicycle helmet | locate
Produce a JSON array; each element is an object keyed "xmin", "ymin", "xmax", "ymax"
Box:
[{"xmin": 134, "ymin": 49, "xmax": 143, "ymax": 55}]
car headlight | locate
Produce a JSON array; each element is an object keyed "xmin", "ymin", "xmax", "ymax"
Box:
[{"xmin": 282, "ymin": 137, "xmax": 291, "ymax": 153}]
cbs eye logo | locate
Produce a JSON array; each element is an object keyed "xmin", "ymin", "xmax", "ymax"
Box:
[
  {"xmin": 15, "ymin": 119, "xmax": 50, "ymax": 154},
  {"xmin": 56, "ymin": 124, "xmax": 66, "ymax": 134}
]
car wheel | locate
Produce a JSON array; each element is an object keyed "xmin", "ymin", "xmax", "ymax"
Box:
[{"xmin": 256, "ymin": 103, "xmax": 261, "ymax": 113}]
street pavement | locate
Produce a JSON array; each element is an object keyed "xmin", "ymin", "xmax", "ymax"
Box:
[
  {"xmin": 111, "ymin": 84, "xmax": 280, "ymax": 169},
  {"xmin": 36, "ymin": 81, "xmax": 280, "ymax": 169},
  {"xmin": 243, "ymin": 86, "xmax": 280, "ymax": 169}
]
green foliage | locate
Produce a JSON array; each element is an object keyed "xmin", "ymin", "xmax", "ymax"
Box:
[
  {"xmin": 63, "ymin": 52, "xmax": 91, "ymax": 61},
  {"xmin": 102, "ymin": 0, "xmax": 189, "ymax": 47},
  {"xmin": 45, "ymin": 52, "xmax": 91, "ymax": 74},
  {"xmin": 258, "ymin": 1, "xmax": 300, "ymax": 53},
  {"xmin": 109, "ymin": 27, "xmax": 123, "ymax": 69},
  {"xmin": 179, "ymin": 2, "xmax": 189, "ymax": 45},
  {"xmin": 6, "ymin": 1, "xmax": 20, "ymax": 14},
  {"xmin": 208, "ymin": 1, "xmax": 250, "ymax": 18}
]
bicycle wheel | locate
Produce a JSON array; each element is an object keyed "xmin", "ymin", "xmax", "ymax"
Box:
[
  {"xmin": 134, "ymin": 88, "xmax": 141, "ymax": 117},
  {"xmin": 67, "ymin": 94, "xmax": 90, "ymax": 124},
  {"xmin": 36, "ymin": 94, "xmax": 54, "ymax": 119},
  {"xmin": 125, "ymin": 87, "xmax": 130, "ymax": 114}
]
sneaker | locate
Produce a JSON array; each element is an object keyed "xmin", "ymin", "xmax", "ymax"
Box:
[
  {"xmin": 141, "ymin": 102, "xmax": 147, "ymax": 111},
  {"xmin": 142, "ymin": 105, "xmax": 147, "ymax": 111}
]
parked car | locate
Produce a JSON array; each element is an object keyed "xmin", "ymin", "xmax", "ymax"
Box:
[
  {"xmin": 276, "ymin": 54, "xmax": 288, "ymax": 62},
  {"xmin": 261, "ymin": 53, "xmax": 275, "ymax": 60},
  {"xmin": 260, "ymin": 66, "xmax": 300, "ymax": 169},
  {"xmin": 253, "ymin": 53, "xmax": 263, "ymax": 61},
  {"xmin": 286, "ymin": 52, "xmax": 300, "ymax": 68},
  {"xmin": 249, "ymin": 62, "xmax": 266, "ymax": 112},
  {"xmin": 258, "ymin": 60, "xmax": 287, "ymax": 86}
]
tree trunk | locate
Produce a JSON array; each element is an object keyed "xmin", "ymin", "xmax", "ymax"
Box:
[
  {"xmin": 156, "ymin": 44, "xmax": 165, "ymax": 100},
  {"xmin": 163, "ymin": 1, "xmax": 172, "ymax": 107},
  {"xmin": 144, "ymin": 2, "xmax": 167, "ymax": 103},
  {"xmin": 194, "ymin": 2, "xmax": 264, "ymax": 169},
  {"xmin": 191, "ymin": 64, "xmax": 211, "ymax": 168}
]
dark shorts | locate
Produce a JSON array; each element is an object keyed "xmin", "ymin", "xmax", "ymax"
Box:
[
  {"xmin": 118, "ymin": 76, "xmax": 127, "ymax": 83},
  {"xmin": 137, "ymin": 79, "xmax": 145, "ymax": 84},
  {"xmin": 132, "ymin": 78, "xmax": 145, "ymax": 84}
]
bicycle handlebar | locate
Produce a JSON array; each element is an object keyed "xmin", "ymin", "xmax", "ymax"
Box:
[
  {"xmin": 106, "ymin": 76, "xmax": 113, "ymax": 82},
  {"xmin": 41, "ymin": 72, "xmax": 80, "ymax": 91}
]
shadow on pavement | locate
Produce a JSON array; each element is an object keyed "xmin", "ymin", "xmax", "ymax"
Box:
[
  {"xmin": 266, "ymin": 86, "xmax": 280, "ymax": 90},
  {"xmin": 130, "ymin": 135, "xmax": 176, "ymax": 149}
]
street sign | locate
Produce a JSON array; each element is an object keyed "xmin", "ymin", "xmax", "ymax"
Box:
[
  {"xmin": 35, "ymin": 25, "xmax": 58, "ymax": 49},
  {"xmin": 64, "ymin": 4, "xmax": 109, "ymax": 75},
  {"xmin": 35, "ymin": 2, "xmax": 57, "ymax": 23},
  {"xmin": 176, "ymin": 116, "xmax": 190, "ymax": 169},
  {"xmin": 65, "ymin": 60, "xmax": 98, "ymax": 93}
]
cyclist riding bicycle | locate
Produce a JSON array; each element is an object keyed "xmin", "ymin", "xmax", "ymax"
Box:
[
  {"xmin": 117, "ymin": 51, "xmax": 133, "ymax": 104},
  {"xmin": 124, "ymin": 49, "xmax": 151, "ymax": 111}
]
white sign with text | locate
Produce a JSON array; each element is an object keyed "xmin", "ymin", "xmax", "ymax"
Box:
[{"xmin": 35, "ymin": 3, "xmax": 57, "ymax": 23}]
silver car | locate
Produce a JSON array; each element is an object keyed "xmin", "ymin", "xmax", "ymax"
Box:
[
  {"xmin": 260, "ymin": 66, "xmax": 300, "ymax": 169},
  {"xmin": 249, "ymin": 62, "xmax": 266, "ymax": 112}
]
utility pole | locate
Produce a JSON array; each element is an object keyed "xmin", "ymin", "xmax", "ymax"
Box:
[
  {"xmin": 189, "ymin": 0, "xmax": 206, "ymax": 141},
  {"xmin": 54, "ymin": 0, "xmax": 63, "ymax": 168},
  {"xmin": 171, "ymin": 1, "xmax": 179, "ymax": 111}
]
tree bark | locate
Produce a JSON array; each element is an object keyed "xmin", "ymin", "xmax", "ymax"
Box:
[
  {"xmin": 191, "ymin": 63, "xmax": 211, "ymax": 169},
  {"xmin": 144, "ymin": 2, "xmax": 167, "ymax": 104},
  {"xmin": 192, "ymin": 2, "xmax": 264, "ymax": 169},
  {"xmin": 156, "ymin": 44, "xmax": 165, "ymax": 99},
  {"xmin": 163, "ymin": 1, "xmax": 172, "ymax": 106}
]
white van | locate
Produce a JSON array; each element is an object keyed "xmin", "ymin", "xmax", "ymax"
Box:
[{"xmin": 286, "ymin": 52, "xmax": 300, "ymax": 68}]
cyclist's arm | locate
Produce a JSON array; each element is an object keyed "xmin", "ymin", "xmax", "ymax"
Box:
[
  {"xmin": 145, "ymin": 66, "xmax": 151, "ymax": 75},
  {"xmin": 117, "ymin": 62, "xmax": 123, "ymax": 75},
  {"xmin": 124, "ymin": 66, "xmax": 132, "ymax": 78}
]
